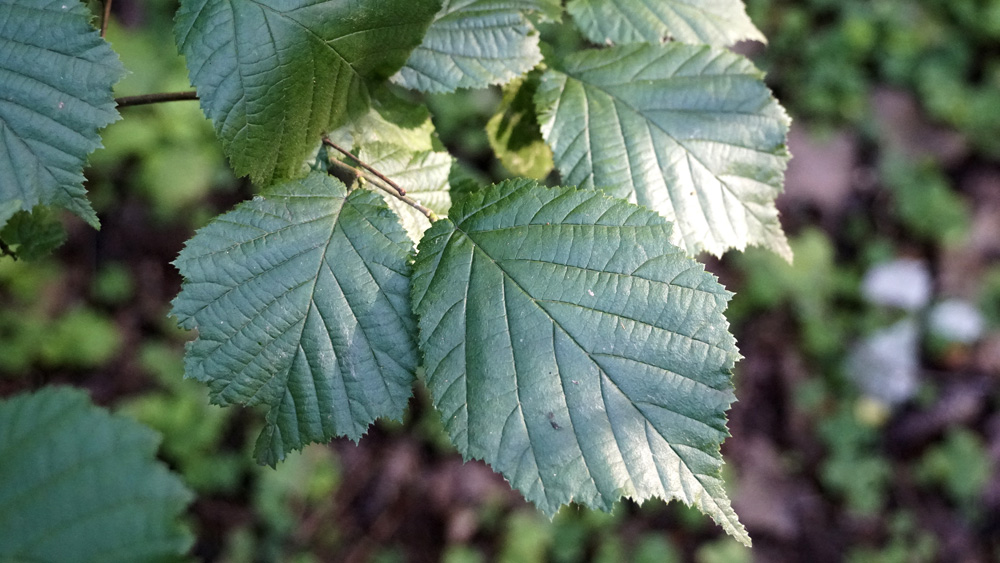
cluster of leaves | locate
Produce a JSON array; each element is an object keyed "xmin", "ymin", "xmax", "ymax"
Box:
[{"xmin": 0, "ymin": 0, "xmax": 794, "ymax": 546}]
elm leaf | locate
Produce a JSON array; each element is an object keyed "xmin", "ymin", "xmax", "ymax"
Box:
[
  {"xmin": 567, "ymin": 0, "xmax": 764, "ymax": 46},
  {"xmin": 174, "ymin": 0, "xmax": 441, "ymax": 185},
  {"xmin": 411, "ymin": 179, "xmax": 749, "ymax": 545},
  {"xmin": 171, "ymin": 172, "xmax": 418, "ymax": 465},
  {"xmin": 356, "ymin": 142, "xmax": 453, "ymax": 242},
  {"xmin": 392, "ymin": 0, "xmax": 545, "ymax": 93},
  {"xmin": 0, "ymin": 387, "xmax": 193, "ymax": 562},
  {"xmin": 536, "ymin": 44, "xmax": 791, "ymax": 259},
  {"xmin": 0, "ymin": 0, "xmax": 125, "ymax": 228}
]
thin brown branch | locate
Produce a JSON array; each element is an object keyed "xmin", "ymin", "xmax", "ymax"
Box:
[
  {"xmin": 321, "ymin": 137, "xmax": 436, "ymax": 221},
  {"xmin": 362, "ymin": 172, "xmax": 437, "ymax": 221},
  {"xmin": 0, "ymin": 238, "xmax": 16, "ymax": 260},
  {"xmin": 115, "ymin": 91, "xmax": 199, "ymax": 108},
  {"xmin": 322, "ymin": 138, "xmax": 407, "ymax": 196},
  {"xmin": 100, "ymin": 0, "xmax": 114, "ymax": 38}
]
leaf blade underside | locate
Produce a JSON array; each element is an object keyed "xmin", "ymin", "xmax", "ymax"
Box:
[
  {"xmin": 566, "ymin": 0, "xmax": 764, "ymax": 46},
  {"xmin": 536, "ymin": 43, "xmax": 791, "ymax": 260},
  {"xmin": 0, "ymin": 0, "xmax": 125, "ymax": 227},
  {"xmin": 171, "ymin": 172, "xmax": 418, "ymax": 465},
  {"xmin": 174, "ymin": 0, "xmax": 441, "ymax": 185},
  {"xmin": 392, "ymin": 0, "xmax": 545, "ymax": 93},
  {"xmin": 0, "ymin": 387, "xmax": 193, "ymax": 562},
  {"xmin": 411, "ymin": 179, "xmax": 749, "ymax": 545}
]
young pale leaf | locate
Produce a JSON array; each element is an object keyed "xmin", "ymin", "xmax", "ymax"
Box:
[
  {"xmin": 391, "ymin": 0, "xmax": 544, "ymax": 93},
  {"xmin": 412, "ymin": 179, "xmax": 749, "ymax": 545},
  {"xmin": 0, "ymin": 0, "xmax": 125, "ymax": 228},
  {"xmin": 536, "ymin": 44, "xmax": 791, "ymax": 260},
  {"xmin": 0, "ymin": 387, "xmax": 193, "ymax": 562},
  {"xmin": 485, "ymin": 73, "xmax": 554, "ymax": 179},
  {"xmin": 171, "ymin": 172, "xmax": 418, "ymax": 466},
  {"xmin": 566, "ymin": 0, "xmax": 764, "ymax": 46},
  {"xmin": 356, "ymin": 142, "xmax": 453, "ymax": 242},
  {"xmin": 174, "ymin": 0, "xmax": 441, "ymax": 185},
  {"xmin": 326, "ymin": 86, "xmax": 440, "ymax": 153}
]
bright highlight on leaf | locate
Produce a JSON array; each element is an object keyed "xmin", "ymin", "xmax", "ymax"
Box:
[
  {"xmin": 174, "ymin": 0, "xmax": 441, "ymax": 185},
  {"xmin": 357, "ymin": 142, "xmax": 453, "ymax": 242},
  {"xmin": 412, "ymin": 179, "xmax": 749, "ymax": 545},
  {"xmin": 0, "ymin": 0, "xmax": 125, "ymax": 228},
  {"xmin": 392, "ymin": 0, "xmax": 545, "ymax": 93},
  {"xmin": 0, "ymin": 387, "xmax": 193, "ymax": 562},
  {"xmin": 171, "ymin": 172, "xmax": 418, "ymax": 466},
  {"xmin": 486, "ymin": 73, "xmax": 554, "ymax": 180},
  {"xmin": 567, "ymin": 0, "xmax": 764, "ymax": 46},
  {"xmin": 536, "ymin": 43, "xmax": 792, "ymax": 260}
]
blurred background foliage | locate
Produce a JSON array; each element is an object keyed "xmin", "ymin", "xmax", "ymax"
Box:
[{"xmin": 1, "ymin": 0, "xmax": 998, "ymax": 561}]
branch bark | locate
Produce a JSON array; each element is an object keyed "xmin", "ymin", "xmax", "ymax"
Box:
[{"xmin": 115, "ymin": 91, "xmax": 199, "ymax": 108}]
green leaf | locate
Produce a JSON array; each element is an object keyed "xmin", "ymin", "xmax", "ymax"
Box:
[
  {"xmin": 171, "ymin": 172, "xmax": 418, "ymax": 466},
  {"xmin": 566, "ymin": 0, "xmax": 764, "ymax": 46},
  {"xmin": 326, "ymin": 86, "xmax": 440, "ymax": 153},
  {"xmin": 356, "ymin": 142, "xmax": 453, "ymax": 242},
  {"xmin": 0, "ymin": 387, "xmax": 193, "ymax": 562},
  {"xmin": 0, "ymin": 206, "xmax": 67, "ymax": 261},
  {"xmin": 391, "ymin": 0, "xmax": 544, "ymax": 93},
  {"xmin": 174, "ymin": 0, "xmax": 442, "ymax": 185},
  {"xmin": 486, "ymin": 73, "xmax": 554, "ymax": 179},
  {"xmin": 411, "ymin": 179, "xmax": 748, "ymax": 545},
  {"xmin": 0, "ymin": 0, "xmax": 125, "ymax": 228},
  {"xmin": 536, "ymin": 44, "xmax": 791, "ymax": 260}
]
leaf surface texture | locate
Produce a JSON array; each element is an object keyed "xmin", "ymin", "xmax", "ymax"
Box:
[
  {"xmin": 0, "ymin": 387, "xmax": 193, "ymax": 562},
  {"xmin": 412, "ymin": 179, "xmax": 748, "ymax": 544},
  {"xmin": 0, "ymin": 0, "xmax": 124, "ymax": 227},
  {"xmin": 357, "ymin": 142, "xmax": 453, "ymax": 242},
  {"xmin": 536, "ymin": 44, "xmax": 791, "ymax": 259},
  {"xmin": 567, "ymin": 0, "xmax": 764, "ymax": 46},
  {"xmin": 392, "ymin": 0, "xmax": 546, "ymax": 92},
  {"xmin": 174, "ymin": 0, "xmax": 441, "ymax": 184},
  {"xmin": 172, "ymin": 172, "xmax": 418, "ymax": 465}
]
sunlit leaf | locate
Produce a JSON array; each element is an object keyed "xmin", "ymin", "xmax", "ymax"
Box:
[
  {"xmin": 392, "ymin": 0, "xmax": 544, "ymax": 93},
  {"xmin": 536, "ymin": 44, "xmax": 791, "ymax": 259},
  {"xmin": 486, "ymin": 73, "xmax": 554, "ymax": 179},
  {"xmin": 567, "ymin": 0, "xmax": 763, "ymax": 46},
  {"xmin": 412, "ymin": 179, "xmax": 749, "ymax": 545},
  {"xmin": 356, "ymin": 142, "xmax": 453, "ymax": 242}
]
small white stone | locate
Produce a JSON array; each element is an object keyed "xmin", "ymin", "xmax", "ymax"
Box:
[
  {"xmin": 861, "ymin": 258, "xmax": 932, "ymax": 311},
  {"xmin": 846, "ymin": 319, "xmax": 920, "ymax": 405},
  {"xmin": 929, "ymin": 299, "xmax": 985, "ymax": 344}
]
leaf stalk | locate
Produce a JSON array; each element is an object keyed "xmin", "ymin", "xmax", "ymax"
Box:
[{"xmin": 321, "ymin": 137, "xmax": 436, "ymax": 221}]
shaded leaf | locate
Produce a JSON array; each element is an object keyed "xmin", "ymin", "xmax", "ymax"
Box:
[
  {"xmin": 172, "ymin": 172, "xmax": 418, "ymax": 465},
  {"xmin": 0, "ymin": 0, "xmax": 125, "ymax": 228},
  {"xmin": 174, "ymin": 0, "xmax": 441, "ymax": 185},
  {"xmin": 356, "ymin": 142, "xmax": 453, "ymax": 242},
  {"xmin": 0, "ymin": 387, "xmax": 193, "ymax": 562},
  {"xmin": 566, "ymin": 0, "xmax": 764, "ymax": 46},
  {"xmin": 412, "ymin": 179, "xmax": 748, "ymax": 545},
  {"xmin": 392, "ymin": 0, "xmax": 544, "ymax": 93},
  {"xmin": 536, "ymin": 44, "xmax": 791, "ymax": 259},
  {"xmin": 0, "ymin": 206, "xmax": 66, "ymax": 260},
  {"xmin": 486, "ymin": 73, "xmax": 554, "ymax": 179}
]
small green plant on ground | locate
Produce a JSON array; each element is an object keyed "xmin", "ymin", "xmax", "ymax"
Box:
[{"xmin": 0, "ymin": 0, "xmax": 796, "ymax": 552}]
